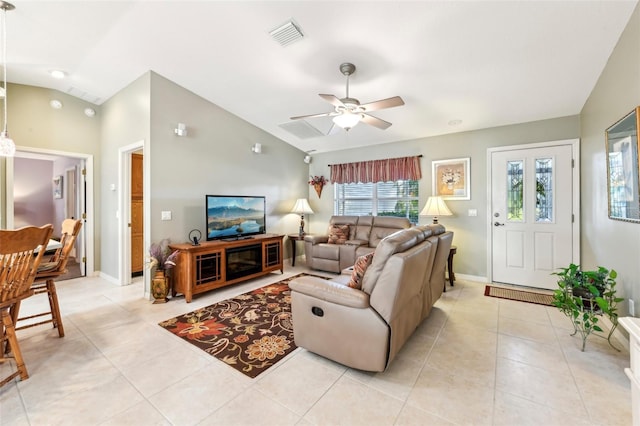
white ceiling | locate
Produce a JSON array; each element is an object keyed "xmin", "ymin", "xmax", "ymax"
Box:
[{"xmin": 8, "ymin": 1, "xmax": 638, "ymax": 153}]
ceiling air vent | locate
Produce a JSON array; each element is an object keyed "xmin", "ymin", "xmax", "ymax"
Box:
[
  {"xmin": 67, "ymin": 86, "xmax": 101, "ymax": 104},
  {"xmin": 269, "ymin": 20, "xmax": 304, "ymax": 47},
  {"xmin": 279, "ymin": 121, "xmax": 324, "ymax": 139}
]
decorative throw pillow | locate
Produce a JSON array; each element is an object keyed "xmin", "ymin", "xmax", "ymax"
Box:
[
  {"xmin": 347, "ymin": 252, "xmax": 374, "ymax": 289},
  {"xmin": 327, "ymin": 224, "xmax": 349, "ymax": 245}
]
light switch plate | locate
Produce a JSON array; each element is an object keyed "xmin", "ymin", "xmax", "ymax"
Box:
[
  {"xmin": 468, "ymin": 209, "xmax": 478, "ymax": 217},
  {"xmin": 161, "ymin": 211, "xmax": 172, "ymax": 221}
]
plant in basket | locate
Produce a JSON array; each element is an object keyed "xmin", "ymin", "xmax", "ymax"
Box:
[{"xmin": 552, "ymin": 263, "xmax": 623, "ymax": 351}]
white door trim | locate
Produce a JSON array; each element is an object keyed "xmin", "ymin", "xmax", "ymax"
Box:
[
  {"xmin": 486, "ymin": 138, "xmax": 580, "ymax": 284},
  {"xmin": 4, "ymin": 146, "xmax": 95, "ymax": 276},
  {"xmin": 118, "ymin": 140, "xmax": 149, "ymax": 288}
]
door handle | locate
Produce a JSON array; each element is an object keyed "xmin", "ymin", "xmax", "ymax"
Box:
[{"xmin": 494, "ymin": 222, "xmax": 505, "ymax": 226}]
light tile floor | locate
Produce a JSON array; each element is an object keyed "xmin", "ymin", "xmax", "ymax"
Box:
[{"xmin": 0, "ymin": 266, "xmax": 631, "ymax": 425}]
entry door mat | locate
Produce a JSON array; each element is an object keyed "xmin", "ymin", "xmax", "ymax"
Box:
[
  {"xmin": 158, "ymin": 273, "xmax": 325, "ymax": 378},
  {"xmin": 484, "ymin": 285, "xmax": 554, "ymax": 306}
]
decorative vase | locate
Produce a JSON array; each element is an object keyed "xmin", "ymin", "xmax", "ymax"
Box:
[
  {"xmin": 151, "ymin": 270, "xmax": 170, "ymax": 304},
  {"xmin": 313, "ymin": 183, "xmax": 324, "ymax": 198}
]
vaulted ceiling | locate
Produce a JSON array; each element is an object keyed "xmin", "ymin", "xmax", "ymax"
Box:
[{"xmin": 9, "ymin": 1, "xmax": 638, "ymax": 153}]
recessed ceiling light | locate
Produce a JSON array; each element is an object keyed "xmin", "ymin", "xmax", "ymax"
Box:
[
  {"xmin": 49, "ymin": 99, "xmax": 63, "ymax": 109},
  {"xmin": 84, "ymin": 107, "xmax": 96, "ymax": 117},
  {"xmin": 448, "ymin": 119, "xmax": 463, "ymax": 126},
  {"xmin": 49, "ymin": 70, "xmax": 66, "ymax": 79}
]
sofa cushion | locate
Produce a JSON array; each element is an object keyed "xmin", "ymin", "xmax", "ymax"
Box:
[
  {"xmin": 347, "ymin": 252, "xmax": 374, "ymax": 289},
  {"xmin": 329, "ymin": 216, "xmax": 359, "ymax": 239},
  {"xmin": 362, "ymin": 227, "xmax": 425, "ymax": 294},
  {"xmin": 353, "ymin": 216, "xmax": 373, "ymax": 241},
  {"xmin": 328, "ymin": 224, "xmax": 349, "ymax": 244},
  {"xmin": 314, "ymin": 243, "xmax": 340, "ymax": 260},
  {"xmin": 368, "ymin": 216, "xmax": 411, "ymax": 247}
]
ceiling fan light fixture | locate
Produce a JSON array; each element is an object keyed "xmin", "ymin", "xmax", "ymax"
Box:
[{"xmin": 333, "ymin": 111, "xmax": 362, "ymax": 130}]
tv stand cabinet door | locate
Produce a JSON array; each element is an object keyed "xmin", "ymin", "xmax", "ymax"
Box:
[
  {"xmin": 263, "ymin": 239, "xmax": 283, "ymax": 273},
  {"xmin": 173, "ymin": 247, "xmax": 224, "ymax": 303}
]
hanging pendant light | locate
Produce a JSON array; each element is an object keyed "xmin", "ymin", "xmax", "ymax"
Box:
[{"xmin": 0, "ymin": 1, "xmax": 15, "ymax": 157}]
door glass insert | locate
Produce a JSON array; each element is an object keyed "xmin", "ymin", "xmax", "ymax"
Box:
[
  {"xmin": 535, "ymin": 158, "xmax": 553, "ymax": 222},
  {"xmin": 507, "ymin": 160, "xmax": 524, "ymax": 221}
]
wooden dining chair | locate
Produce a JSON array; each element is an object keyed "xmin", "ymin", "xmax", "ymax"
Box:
[
  {"xmin": 0, "ymin": 224, "xmax": 53, "ymax": 387},
  {"xmin": 13, "ymin": 219, "xmax": 82, "ymax": 338}
]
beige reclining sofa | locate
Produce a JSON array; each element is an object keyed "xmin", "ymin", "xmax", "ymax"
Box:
[
  {"xmin": 290, "ymin": 224, "xmax": 453, "ymax": 372},
  {"xmin": 304, "ymin": 215, "xmax": 411, "ymax": 273}
]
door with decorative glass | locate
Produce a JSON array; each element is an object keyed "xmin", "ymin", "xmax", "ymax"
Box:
[{"xmin": 490, "ymin": 142, "xmax": 577, "ymax": 289}]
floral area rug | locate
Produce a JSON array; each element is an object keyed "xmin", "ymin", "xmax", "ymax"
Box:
[{"xmin": 158, "ymin": 273, "xmax": 324, "ymax": 378}]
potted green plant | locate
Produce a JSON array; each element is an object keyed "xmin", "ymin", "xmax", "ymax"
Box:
[{"xmin": 552, "ymin": 263, "xmax": 623, "ymax": 351}]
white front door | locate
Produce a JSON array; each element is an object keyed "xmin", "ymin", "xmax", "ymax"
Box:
[{"xmin": 490, "ymin": 141, "xmax": 578, "ymax": 290}]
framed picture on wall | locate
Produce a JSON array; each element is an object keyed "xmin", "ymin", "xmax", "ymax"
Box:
[
  {"xmin": 606, "ymin": 106, "xmax": 640, "ymax": 222},
  {"xmin": 432, "ymin": 158, "xmax": 470, "ymax": 200},
  {"xmin": 53, "ymin": 175, "xmax": 63, "ymax": 199}
]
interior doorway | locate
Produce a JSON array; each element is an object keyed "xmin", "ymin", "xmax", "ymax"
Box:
[
  {"xmin": 118, "ymin": 141, "xmax": 148, "ymax": 287},
  {"xmin": 131, "ymin": 151, "xmax": 144, "ymax": 277},
  {"xmin": 3, "ymin": 148, "xmax": 94, "ymax": 277},
  {"xmin": 487, "ymin": 139, "xmax": 580, "ymax": 289}
]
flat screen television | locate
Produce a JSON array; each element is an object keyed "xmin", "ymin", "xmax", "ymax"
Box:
[{"xmin": 206, "ymin": 195, "xmax": 266, "ymax": 241}]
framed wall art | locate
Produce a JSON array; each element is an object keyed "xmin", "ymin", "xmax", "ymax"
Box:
[
  {"xmin": 53, "ymin": 175, "xmax": 63, "ymax": 199},
  {"xmin": 432, "ymin": 157, "xmax": 470, "ymax": 200},
  {"xmin": 606, "ymin": 106, "xmax": 640, "ymax": 222}
]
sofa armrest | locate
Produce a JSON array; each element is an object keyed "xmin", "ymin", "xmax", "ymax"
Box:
[
  {"xmin": 345, "ymin": 239, "xmax": 368, "ymax": 246},
  {"xmin": 304, "ymin": 235, "xmax": 328, "ymax": 245},
  {"xmin": 289, "ymin": 276, "xmax": 370, "ymax": 309}
]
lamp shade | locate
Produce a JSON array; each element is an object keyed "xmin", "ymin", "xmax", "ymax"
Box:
[
  {"xmin": 291, "ymin": 198, "xmax": 314, "ymax": 214},
  {"xmin": 420, "ymin": 196, "xmax": 452, "ymax": 223}
]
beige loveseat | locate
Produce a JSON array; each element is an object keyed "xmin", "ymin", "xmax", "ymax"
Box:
[
  {"xmin": 304, "ymin": 215, "xmax": 411, "ymax": 273},
  {"xmin": 290, "ymin": 224, "xmax": 453, "ymax": 372}
]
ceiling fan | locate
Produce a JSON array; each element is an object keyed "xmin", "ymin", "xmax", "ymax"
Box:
[{"xmin": 290, "ymin": 62, "xmax": 404, "ymax": 132}]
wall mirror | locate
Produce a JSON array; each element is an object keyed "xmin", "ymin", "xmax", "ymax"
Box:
[{"xmin": 606, "ymin": 106, "xmax": 640, "ymax": 222}]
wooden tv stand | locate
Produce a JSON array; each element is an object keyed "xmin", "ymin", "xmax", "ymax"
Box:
[{"xmin": 169, "ymin": 234, "xmax": 284, "ymax": 303}]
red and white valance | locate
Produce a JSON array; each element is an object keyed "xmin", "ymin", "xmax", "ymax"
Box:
[{"xmin": 329, "ymin": 155, "xmax": 422, "ymax": 184}]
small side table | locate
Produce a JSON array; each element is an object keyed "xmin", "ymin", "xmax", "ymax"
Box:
[
  {"xmin": 444, "ymin": 245, "xmax": 457, "ymax": 292},
  {"xmin": 288, "ymin": 234, "xmax": 307, "ymax": 267}
]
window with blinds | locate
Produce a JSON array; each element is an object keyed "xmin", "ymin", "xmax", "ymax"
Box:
[{"xmin": 334, "ymin": 180, "xmax": 419, "ymax": 223}]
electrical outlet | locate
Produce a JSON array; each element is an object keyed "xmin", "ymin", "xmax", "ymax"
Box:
[{"xmin": 629, "ymin": 299, "xmax": 635, "ymax": 317}]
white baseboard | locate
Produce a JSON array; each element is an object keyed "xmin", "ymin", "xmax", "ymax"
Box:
[
  {"xmin": 98, "ymin": 271, "xmax": 119, "ymax": 285},
  {"xmin": 455, "ymin": 273, "xmax": 489, "ymax": 283}
]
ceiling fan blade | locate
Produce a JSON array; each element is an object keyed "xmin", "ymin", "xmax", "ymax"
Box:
[
  {"xmin": 360, "ymin": 96, "xmax": 405, "ymax": 112},
  {"xmin": 361, "ymin": 113, "xmax": 392, "ymax": 130},
  {"xmin": 290, "ymin": 111, "xmax": 334, "ymax": 120},
  {"xmin": 319, "ymin": 94, "xmax": 346, "ymax": 108}
]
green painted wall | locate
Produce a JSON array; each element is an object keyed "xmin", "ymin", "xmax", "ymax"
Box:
[{"xmin": 580, "ymin": 2, "xmax": 640, "ymax": 316}]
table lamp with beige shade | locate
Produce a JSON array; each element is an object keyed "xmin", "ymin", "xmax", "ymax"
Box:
[
  {"xmin": 420, "ymin": 196, "xmax": 453, "ymax": 224},
  {"xmin": 291, "ymin": 198, "xmax": 314, "ymax": 235}
]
